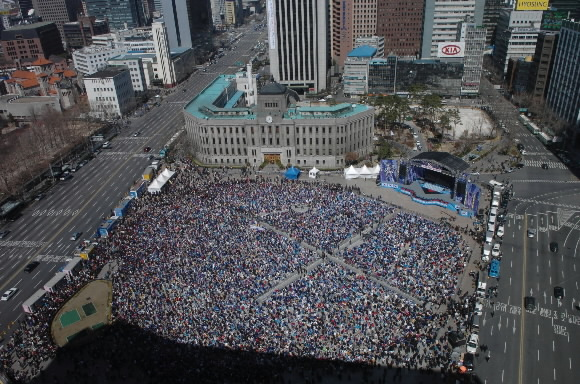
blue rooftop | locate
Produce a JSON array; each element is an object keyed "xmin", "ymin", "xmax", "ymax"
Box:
[
  {"xmin": 347, "ymin": 45, "xmax": 377, "ymax": 58},
  {"xmin": 184, "ymin": 75, "xmax": 371, "ymax": 120}
]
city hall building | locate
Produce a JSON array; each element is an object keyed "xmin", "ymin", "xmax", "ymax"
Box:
[{"xmin": 184, "ymin": 74, "xmax": 374, "ymax": 168}]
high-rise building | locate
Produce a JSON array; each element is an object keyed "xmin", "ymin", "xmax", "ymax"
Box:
[
  {"xmin": 343, "ymin": 45, "xmax": 377, "ymax": 97},
  {"xmin": 160, "ymin": 0, "xmax": 211, "ymax": 50},
  {"xmin": 421, "ymin": 0, "xmax": 484, "ymax": 59},
  {"xmin": 64, "ymin": 16, "xmax": 110, "ymax": 50},
  {"xmin": 152, "ymin": 20, "xmax": 176, "ymax": 87},
  {"xmin": 493, "ymin": 9, "xmax": 543, "ymax": 73},
  {"xmin": 31, "ymin": 0, "xmax": 83, "ymax": 39},
  {"xmin": 546, "ymin": 20, "xmax": 580, "ymax": 142},
  {"xmin": 530, "ymin": 31, "xmax": 558, "ymax": 101},
  {"xmin": 330, "ymin": 0, "xmax": 377, "ymax": 70},
  {"xmin": 482, "ymin": 0, "xmax": 505, "ymax": 46},
  {"xmin": 549, "ymin": 0, "xmax": 580, "ymax": 20},
  {"xmin": 267, "ymin": 0, "xmax": 328, "ymax": 92},
  {"xmin": 458, "ymin": 16, "xmax": 486, "ymax": 96},
  {"xmin": 85, "ymin": 0, "xmax": 147, "ymax": 31},
  {"xmin": 376, "ymin": 0, "xmax": 424, "ymax": 58}
]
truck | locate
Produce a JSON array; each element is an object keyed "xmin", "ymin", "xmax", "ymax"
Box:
[
  {"xmin": 113, "ymin": 198, "xmax": 132, "ymax": 217},
  {"xmin": 142, "ymin": 166, "xmax": 155, "ymax": 181},
  {"xmin": 129, "ymin": 180, "xmax": 147, "ymax": 198},
  {"xmin": 74, "ymin": 244, "xmax": 95, "ymax": 260},
  {"xmin": 98, "ymin": 218, "xmax": 118, "ymax": 238}
]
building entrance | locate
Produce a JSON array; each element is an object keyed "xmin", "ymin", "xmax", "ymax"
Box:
[{"xmin": 263, "ymin": 154, "xmax": 281, "ymax": 164}]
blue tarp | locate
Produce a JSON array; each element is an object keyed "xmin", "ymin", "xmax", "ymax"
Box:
[{"xmin": 284, "ymin": 167, "xmax": 301, "ymax": 180}]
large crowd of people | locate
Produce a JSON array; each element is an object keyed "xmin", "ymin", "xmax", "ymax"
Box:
[
  {"xmin": 342, "ymin": 212, "xmax": 467, "ymax": 303},
  {"xmin": 0, "ymin": 160, "xmax": 469, "ymax": 382}
]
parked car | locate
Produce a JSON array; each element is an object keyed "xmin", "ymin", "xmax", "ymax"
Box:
[
  {"xmin": 1, "ymin": 288, "xmax": 18, "ymax": 301},
  {"xmin": 492, "ymin": 243, "xmax": 501, "ymax": 257},
  {"xmin": 466, "ymin": 333, "xmax": 479, "ymax": 354},
  {"xmin": 496, "ymin": 225, "xmax": 505, "ymax": 237},
  {"xmin": 24, "ymin": 261, "xmax": 40, "ymax": 273}
]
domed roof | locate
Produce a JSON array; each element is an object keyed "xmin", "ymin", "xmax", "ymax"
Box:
[{"xmin": 259, "ymin": 82, "xmax": 287, "ymax": 95}]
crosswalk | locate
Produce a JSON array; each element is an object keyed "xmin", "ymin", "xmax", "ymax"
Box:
[
  {"xmin": 511, "ymin": 180, "xmax": 580, "ymax": 183},
  {"xmin": 34, "ymin": 254, "xmax": 70, "ymax": 263},
  {"xmin": 523, "ymin": 160, "xmax": 568, "ymax": 169},
  {"xmin": 0, "ymin": 240, "xmax": 49, "ymax": 248}
]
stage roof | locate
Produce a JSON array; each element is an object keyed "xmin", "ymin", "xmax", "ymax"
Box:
[{"xmin": 411, "ymin": 152, "xmax": 470, "ymax": 173}]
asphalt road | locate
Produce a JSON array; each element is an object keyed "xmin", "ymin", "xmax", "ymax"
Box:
[
  {"xmin": 470, "ymin": 91, "xmax": 580, "ymax": 383},
  {"xmin": 0, "ymin": 23, "xmax": 266, "ymax": 338}
]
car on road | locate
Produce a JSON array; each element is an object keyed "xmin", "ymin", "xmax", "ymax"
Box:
[
  {"xmin": 60, "ymin": 172, "xmax": 72, "ymax": 181},
  {"xmin": 527, "ymin": 228, "xmax": 537, "ymax": 238},
  {"xmin": 554, "ymin": 286, "xmax": 564, "ymax": 299},
  {"xmin": 549, "ymin": 242, "xmax": 558, "ymax": 253},
  {"xmin": 524, "ymin": 296, "xmax": 536, "ymax": 311},
  {"xmin": 505, "ymin": 168, "xmax": 514, "ymax": 173},
  {"xmin": 1, "ymin": 288, "xmax": 18, "ymax": 301},
  {"xmin": 70, "ymin": 232, "xmax": 82, "ymax": 241},
  {"xmin": 466, "ymin": 333, "xmax": 479, "ymax": 354},
  {"xmin": 34, "ymin": 193, "xmax": 46, "ymax": 201},
  {"xmin": 24, "ymin": 261, "xmax": 40, "ymax": 273},
  {"xmin": 496, "ymin": 225, "xmax": 504, "ymax": 237},
  {"xmin": 143, "ymin": 147, "xmax": 152, "ymax": 152},
  {"xmin": 492, "ymin": 243, "xmax": 501, "ymax": 257},
  {"xmin": 0, "ymin": 230, "xmax": 11, "ymax": 239},
  {"xmin": 541, "ymin": 163, "xmax": 549, "ymax": 169}
]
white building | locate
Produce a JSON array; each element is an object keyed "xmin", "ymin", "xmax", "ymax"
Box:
[
  {"xmin": 73, "ymin": 46, "xmax": 127, "ymax": 75},
  {"xmin": 89, "ymin": 30, "xmax": 155, "ymax": 52},
  {"xmin": 343, "ymin": 46, "xmax": 377, "ymax": 97},
  {"xmin": 84, "ymin": 66, "xmax": 135, "ymax": 118},
  {"xmin": 493, "ymin": 9, "xmax": 543, "ymax": 73},
  {"xmin": 152, "ymin": 20, "xmax": 176, "ymax": 87},
  {"xmin": 267, "ymin": 0, "xmax": 328, "ymax": 92},
  {"xmin": 421, "ymin": 0, "xmax": 484, "ymax": 58},
  {"xmin": 107, "ymin": 55, "xmax": 148, "ymax": 92}
]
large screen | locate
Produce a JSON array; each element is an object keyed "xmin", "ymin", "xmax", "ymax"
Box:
[{"xmin": 379, "ymin": 160, "xmax": 399, "ymax": 183}]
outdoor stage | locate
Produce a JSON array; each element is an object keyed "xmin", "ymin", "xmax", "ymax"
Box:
[{"xmin": 377, "ymin": 152, "xmax": 481, "ymax": 217}]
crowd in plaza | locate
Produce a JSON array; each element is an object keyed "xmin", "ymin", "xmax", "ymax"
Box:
[
  {"xmin": 0, "ymin": 160, "xmax": 469, "ymax": 382},
  {"xmin": 343, "ymin": 212, "xmax": 468, "ymax": 303}
]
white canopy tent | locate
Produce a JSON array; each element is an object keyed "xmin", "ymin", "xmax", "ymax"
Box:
[
  {"xmin": 358, "ymin": 165, "xmax": 373, "ymax": 178},
  {"xmin": 148, "ymin": 168, "xmax": 176, "ymax": 193},
  {"xmin": 147, "ymin": 179, "xmax": 163, "ymax": 193},
  {"xmin": 308, "ymin": 167, "xmax": 320, "ymax": 179},
  {"xmin": 344, "ymin": 165, "xmax": 359, "ymax": 179}
]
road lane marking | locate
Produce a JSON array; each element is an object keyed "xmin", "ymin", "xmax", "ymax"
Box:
[{"xmin": 518, "ymin": 214, "xmax": 528, "ymax": 384}]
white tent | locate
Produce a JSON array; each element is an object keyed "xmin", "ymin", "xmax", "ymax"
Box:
[
  {"xmin": 372, "ymin": 164, "xmax": 381, "ymax": 175},
  {"xmin": 344, "ymin": 165, "xmax": 359, "ymax": 179},
  {"xmin": 309, "ymin": 167, "xmax": 320, "ymax": 179},
  {"xmin": 358, "ymin": 165, "xmax": 373, "ymax": 178},
  {"xmin": 147, "ymin": 179, "xmax": 163, "ymax": 193},
  {"xmin": 161, "ymin": 168, "xmax": 176, "ymax": 178}
]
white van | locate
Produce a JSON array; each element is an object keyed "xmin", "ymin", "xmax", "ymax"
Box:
[
  {"xmin": 491, "ymin": 199, "xmax": 499, "ymax": 208},
  {"xmin": 489, "ymin": 180, "xmax": 504, "ymax": 189},
  {"xmin": 150, "ymin": 161, "xmax": 160, "ymax": 171},
  {"xmin": 476, "ymin": 282, "xmax": 487, "ymax": 297},
  {"xmin": 485, "ymin": 230, "xmax": 494, "ymax": 245},
  {"xmin": 102, "ymin": 141, "xmax": 110, "ymax": 149}
]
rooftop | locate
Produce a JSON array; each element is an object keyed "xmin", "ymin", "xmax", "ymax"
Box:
[
  {"xmin": 5, "ymin": 21, "xmax": 55, "ymax": 31},
  {"xmin": 184, "ymin": 75, "xmax": 370, "ymax": 121},
  {"xmin": 347, "ymin": 45, "xmax": 377, "ymax": 58},
  {"xmin": 84, "ymin": 67, "xmax": 128, "ymax": 79}
]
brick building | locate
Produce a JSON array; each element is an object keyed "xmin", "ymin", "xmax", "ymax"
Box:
[{"xmin": 0, "ymin": 22, "xmax": 65, "ymax": 65}]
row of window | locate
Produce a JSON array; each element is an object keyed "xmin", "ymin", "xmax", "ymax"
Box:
[
  {"xmin": 204, "ymin": 157, "xmax": 342, "ymax": 166},
  {"xmin": 202, "ymin": 123, "xmax": 369, "ymax": 136}
]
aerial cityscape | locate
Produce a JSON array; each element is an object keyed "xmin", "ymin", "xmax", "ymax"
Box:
[{"xmin": 0, "ymin": 0, "xmax": 579, "ymax": 383}]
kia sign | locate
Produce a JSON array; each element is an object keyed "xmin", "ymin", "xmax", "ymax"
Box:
[{"xmin": 437, "ymin": 42, "xmax": 465, "ymax": 58}]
